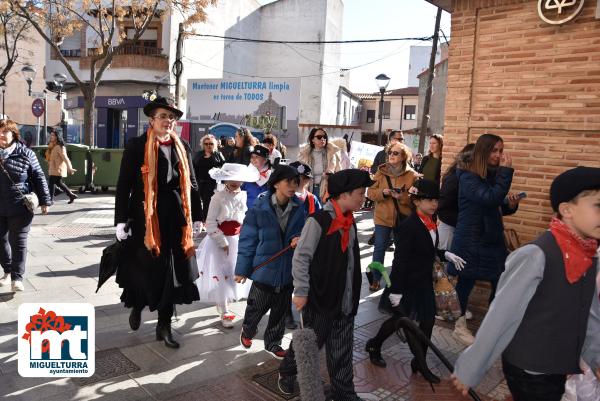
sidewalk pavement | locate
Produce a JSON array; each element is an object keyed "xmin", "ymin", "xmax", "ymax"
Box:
[{"xmin": 0, "ymin": 194, "xmax": 511, "ymax": 401}]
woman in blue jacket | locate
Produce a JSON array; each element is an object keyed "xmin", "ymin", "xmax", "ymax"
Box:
[
  {"xmin": 235, "ymin": 165, "xmax": 306, "ymax": 359},
  {"xmin": 0, "ymin": 120, "xmax": 51, "ymax": 292},
  {"xmin": 449, "ymin": 134, "xmax": 522, "ymax": 345}
]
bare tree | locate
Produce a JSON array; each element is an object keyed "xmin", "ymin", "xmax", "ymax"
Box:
[
  {"xmin": 6, "ymin": 0, "xmax": 217, "ymax": 146},
  {"xmin": 0, "ymin": 8, "xmax": 31, "ymax": 88}
]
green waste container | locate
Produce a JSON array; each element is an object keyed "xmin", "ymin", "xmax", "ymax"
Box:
[
  {"xmin": 89, "ymin": 148, "xmax": 124, "ymax": 192},
  {"xmin": 64, "ymin": 144, "xmax": 90, "ymax": 190},
  {"xmin": 31, "ymin": 146, "xmax": 49, "ymax": 177}
]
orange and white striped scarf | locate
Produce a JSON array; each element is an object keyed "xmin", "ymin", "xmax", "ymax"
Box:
[{"xmin": 141, "ymin": 127, "xmax": 195, "ymax": 259}]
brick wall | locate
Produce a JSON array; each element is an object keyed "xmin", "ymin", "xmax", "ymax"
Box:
[{"xmin": 444, "ymin": 0, "xmax": 600, "ymax": 242}]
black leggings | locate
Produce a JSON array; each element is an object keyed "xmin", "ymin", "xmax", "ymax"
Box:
[{"xmin": 48, "ymin": 175, "xmax": 71, "ymax": 202}]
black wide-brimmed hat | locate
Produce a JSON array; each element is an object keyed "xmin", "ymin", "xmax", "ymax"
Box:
[
  {"xmin": 408, "ymin": 179, "xmax": 440, "ymax": 199},
  {"xmin": 328, "ymin": 169, "xmax": 374, "ymax": 198},
  {"xmin": 250, "ymin": 145, "xmax": 270, "ymax": 160},
  {"xmin": 289, "ymin": 161, "xmax": 313, "ymax": 179},
  {"xmin": 143, "ymin": 97, "xmax": 183, "ymax": 119},
  {"xmin": 550, "ymin": 166, "xmax": 600, "ymax": 212}
]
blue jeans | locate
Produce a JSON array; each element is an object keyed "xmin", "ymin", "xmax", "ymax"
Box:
[
  {"xmin": 371, "ymin": 225, "xmax": 393, "ymax": 282},
  {"xmin": 0, "ymin": 213, "xmax": 33, "ymax": 281}
]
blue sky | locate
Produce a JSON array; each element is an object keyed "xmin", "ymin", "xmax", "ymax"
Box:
[{"xmin": 257, "ymin": 0, "xmax": 451, "ymax": 93}]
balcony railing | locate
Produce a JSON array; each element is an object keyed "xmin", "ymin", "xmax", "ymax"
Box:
[{"xmin": 87, "ymin": 44, "xmax": 165, "ymax": 57}]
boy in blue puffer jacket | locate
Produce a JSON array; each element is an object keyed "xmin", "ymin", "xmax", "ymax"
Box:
[{"xmin": 235, "ymin": 164, "xmax": 305, "ymax": 359}]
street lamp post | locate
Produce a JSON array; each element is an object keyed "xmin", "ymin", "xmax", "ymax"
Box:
[
  {"xmin": 53, "ymin": 73, "xmax": 68, "ymax": 138},
  {"xmin": 21, "ymin": 65, "xmax": 36, "ymax": 96},
  {"xmin": 375, "ymin": 73, "xmax": 391, "ymax": 146},
  {"xmin": 2, "ymin": 87, "xmax": 5, "ymax": 118}
]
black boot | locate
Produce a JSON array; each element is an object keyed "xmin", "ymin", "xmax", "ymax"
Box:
[
  {"xmin": 406, "ymin": 332, "xmax": 440, "ymax": 384},
  {"xmin": 285, "ymin": 309, "xmax": 297, "ymax": 330},
  {"xmin": 365, "ymin": 339, "xmax": 387, "ymax": 367},
  {"xmin": 67, "ymin": 190, "xmax": 78, "ymax": 204},
  {"xmin": 129, "ymin": 307, "xmax": 142, "ymax": 331},
  {"xmin": 156, "ymin": 321, "xmax": 180, "ymax": 349}
]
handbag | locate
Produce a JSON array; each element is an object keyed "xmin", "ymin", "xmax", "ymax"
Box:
[
  {"xmin": 384, "ymin": 175, "xmax": 407, "ymax": 229},
  {"xmin": 433, "ymin": 258, "xmax": 461, "ymax": 321},
  {"xmin": 0, "ymin": 160, "xmax": 39, "ymax": 213}
]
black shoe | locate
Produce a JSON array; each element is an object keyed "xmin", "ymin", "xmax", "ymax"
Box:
[
  {"xmin": 367, "ymin": 234, "xmax": 376, "ymax": 246},
  {"xmin": 365, "ymin": 339, "xmax": 386, "ymax": 367},
  {"xmin": 67, "ymin": 192, "xmax": 78, "ymax": 204},
  {"xmin": 266, "ymin": 345, "xmax": 287, "ymax": 359},
  {"xmin": 129, "ymin": 307, "xmax": 142, "ymax": 331},
  {"xmin": 156, "ymin": 323, "xmax": 180, "ymax": 349},
  {"xmin": 410, "ymin": 358, "xmax": 440, "ymax": 384},
  {"xmin": 285, "ymin": 315, "xmax": 297, "ymax": 330},
  {"xmin": 277, "ymin": 373, "xmax": 297, "ymax": 395}
]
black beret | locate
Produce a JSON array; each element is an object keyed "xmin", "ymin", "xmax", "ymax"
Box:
[
  {"xmin": 288, "ymin": 161, "xmax": 313, "ymax": 178},
  {"xmin": 327, "ymin": 169, "xmax": 375, "ymax": 198},
  {"xmin": 409, "ymin": 179, "xmax": 440, "ymax": 199},
  {"xmin": 250, "ymin": 145, "xmax": 269, "ymax": 160},
  {"xmin": 550, "ymin": 166, "xmax": 600, "ymax": 212},
  {"xmin": 267, "ymin": 164, "xmax": 300, "ymax": 192}
]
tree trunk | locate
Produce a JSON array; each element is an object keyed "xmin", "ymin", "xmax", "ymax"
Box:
[{"xmin": 82, "ymin": 85, "xmax": 96, "ymax": 147}]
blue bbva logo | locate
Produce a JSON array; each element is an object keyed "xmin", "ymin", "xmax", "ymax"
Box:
[{"xmin": 18, "ymin": 303, "xmax": 95, "ymax": 377}]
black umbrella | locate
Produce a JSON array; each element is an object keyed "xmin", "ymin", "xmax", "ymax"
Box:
[{"xmin": 96, "ymin": 219, "xmax": 133, "ymax": 293}]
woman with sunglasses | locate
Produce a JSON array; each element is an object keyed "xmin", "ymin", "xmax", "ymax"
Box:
[
  {"xmin": 193, "ymin": 134, "xmax": 225, "ymax": 224},
  {"xmin": 297, "ymin": 128, "xmax": 342, "ymax": 200},
  {"xmin": 366, "ymin": 142, "xmax": 418, "ymax": 291}
]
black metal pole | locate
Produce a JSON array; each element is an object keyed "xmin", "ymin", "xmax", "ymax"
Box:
[
  {"xmin": 377, "ymin": 88, "xmax": 385, "ymax": 146},
  {"xmin": 2, "ymin": 88, "xmax": 5, "ymax": 117}
]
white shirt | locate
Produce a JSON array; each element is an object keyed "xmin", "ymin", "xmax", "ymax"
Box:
[{"xmin": 205, "ymin": 189, "xmax": 248, "ymax": 248}]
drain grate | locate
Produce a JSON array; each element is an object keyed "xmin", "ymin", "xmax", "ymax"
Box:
[
  {"xmin": 73, "ymin": 348, "xmax": 139, "ymax": 386},
  {"xmin": 252, "ymin": 369, "xmax": 298, "ymax": 400}
]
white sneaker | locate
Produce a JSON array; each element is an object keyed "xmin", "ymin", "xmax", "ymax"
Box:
[
  {"xmin": 221, "ymin": 312, "xmax": 235, "ymax": 328},
  {"xmin": 453, "ymin": 316, "xmax": 475, "ymax": 346},
  {"xmin": 0, "ymin": 272, "xmax": 10, "ymax": 287},
  {"xmin": 465, "ymin": 309, "xmax": 473, "ymax": 320},
  {"xmin": 11, "ymin": 280, "xmax": 24, "ymax": 292}
]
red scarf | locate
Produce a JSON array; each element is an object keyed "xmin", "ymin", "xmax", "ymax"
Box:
[
  {"xmin": 550, "ymin": 217, "xmax": 598, "ymax": 284},
  {"xmin": 259, "ymin": 168, "xmax": 269, "ymax": 178},
  {"xmin": 416, "ymin": 210, "xmax": 437, "ymax": 232},
  {"xmin": 327, "ymin": 200, "xmax": 354, "ymax": 252}
]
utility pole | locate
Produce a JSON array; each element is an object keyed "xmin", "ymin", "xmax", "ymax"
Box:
[
  {"xmin": 43, "ymin": 90, "xmax": 47, "ymax": 145},
  {"xmin": 418, "ymin": 7, "xmax": 442, "ymax": 154},
  {"xmin": 173, "ymin": 23, "xmax": 184, "ymax": 107}
]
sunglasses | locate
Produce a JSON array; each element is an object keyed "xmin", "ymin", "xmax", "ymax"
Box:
[
  {"xmin": 394, "ymin": 137, "xmax": 405, "ymax": 142},
  {"xmin": 314, "ymin": 135, "xmax": 327, "ymax": 141},
  {"xmin": 387, "ymin": 150, "xmax": 402, "ymax": 156},
  {"xmin": 203, "ymin": 143, "xmax": 215, "ymax": 146}
]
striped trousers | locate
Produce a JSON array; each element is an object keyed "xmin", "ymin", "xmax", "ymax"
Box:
[
  {"xmin": 241, "ymin": 282, "xmax": 293, "ymax": 351},
  {"xmin": 279, "ymin": 307, "xmax": 358, "ymax": 401}
]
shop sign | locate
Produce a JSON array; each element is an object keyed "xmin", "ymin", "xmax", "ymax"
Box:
[{"xmin": 538, "ymin": 0, "xmax": 585, "ymax": 25}]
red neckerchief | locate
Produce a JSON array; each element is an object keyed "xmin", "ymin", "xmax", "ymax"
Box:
[
  {"xmin": 550, "ymin": 217, "xmax": 598, "ymax": 284},
  {"xmin": 259, "ymin": 168, "xmax": 269, "ymax": 178},
  {"xmin": 326, "ymin": 199, "xmax": 354, "ymax": 252},
  {"xmin": 156, "ymin": 136, "xmax": 173, "ymax": 146},
  {"xmin": 416, "ymin": 210, "xmax": 437, "ymax": 232}
]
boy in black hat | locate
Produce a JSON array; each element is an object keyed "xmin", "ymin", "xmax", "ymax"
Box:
[
  {"xmin": 365, "ymin": 179, "xmax": 465, "ymax": 384},
  {"xmin": 242, "ymin": 144, "xmax": 271, "ymax": 209},
  {"xmin": 235, "ymin": 165, "xmax": 306, "ymax": 359},
  {"xmin": 289, "ymin": 161, "xmax": 322, "ymax": 216},
  {"xmin": 278, "ymin": 169, "xmax": 374, "ymax": 401},
  {"xmin": 453, "ymin": 166, "xmax": 600, "ymax": 401}
]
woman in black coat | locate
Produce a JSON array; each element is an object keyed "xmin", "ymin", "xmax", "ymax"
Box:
[
  {"xmin": 365, "ymin": 179, "xmax": 465, "ymax": 384},
  {"xmin": 114, "ymin": 98, "xmax": 202, "ymax": 348},
  {"xmin": 228, "ymin": 128, "xmax": 255, "ymax": 165},
  {"xmin": 0, "ymin": 120, "xmax": 51, "ymax": 292},
  {"xmin": 193, "ymin": 134, "xmax": 225, "ymax": 223},
  {"xmin": 418, "ymin": 134, "xmax": 443, "ymax": 186}
]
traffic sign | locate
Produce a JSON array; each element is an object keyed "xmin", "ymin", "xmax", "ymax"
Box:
[{"xmin": 32, "ymin": 98, "xmax": 44, "ymax": 117}]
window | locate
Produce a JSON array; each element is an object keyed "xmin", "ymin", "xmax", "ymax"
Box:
[
  {"xmin": 126, "ymin": 28, "xmax": 158, "ymax": 49},
  {"xmin": 382, "ymin": 101, "xmax": 391, "ymax": 119},
  {"xmin": 404, "ymin": 105, "xmax": 416, "ymax": 120},
  {"xmin": 366, "ymin": 110, "xmax": 376, "ymax": 123}
]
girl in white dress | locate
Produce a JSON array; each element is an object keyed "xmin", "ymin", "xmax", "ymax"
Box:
[{"xmin": 196, "ymin": 163, "xmax": 259, "ymax": 327}]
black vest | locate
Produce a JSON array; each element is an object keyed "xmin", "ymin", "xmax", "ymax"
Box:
[
  {"xmin": 502, "ymin": 231, "xmax": 598, "ymax": 374},
  {"xmin": 307, "ymin": 210, "xmax": 362, "ymax": 318}
]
